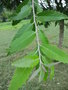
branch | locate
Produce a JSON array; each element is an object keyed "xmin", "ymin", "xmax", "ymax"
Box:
[{"xmin": 32, "ymin": 0, "xmax": 42, "ymax": 66}]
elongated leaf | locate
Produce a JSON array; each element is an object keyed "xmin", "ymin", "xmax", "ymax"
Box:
[
  {"xmin": 42, "ymin": 56, "xmax": 55, "ymax": 79},
  {"xmin": 44, "ymin": 67, "xmax": 48, "ymax": 81},
  {"xmin": 13, "ymin": 23, "xmax": 33, "ymax": 40},
  {"xmin": 50, "ymin": 66, "xmax": 54, "ymax": 80},
  {"xmin": 8, "ymin": 68, "xmax": 33, "ymax": 90},
  {"xmin": 12, "ymin": 55, "xmax": 39, "ymax": 68},
  {"xmin": 12, "ymin": 0, "xmax": 30, "ymax": 25},
  {"xmin": 16, "ymin": 0, "xmax": 30, "ymax": 13},
  {"xmin": 41, "ymin": 45, "xmax": 68, "ymax": 63},
  {"xmin": 39, "ymin": 30, "xmax": 49, "ymax": 45},
  {"xmin": 13, "ymin": 5, "xmax": 31, "ymax": 20},
  {"xmin": 8, "ymin": 24, "xmax": 36, "ymax": 54},
  {"xmin": 39, "ymin": 67, "xmax": 45, "ymax": 82},
  {"xmin": 37, "ymin": 10, "xmax": 68, "ymax": 22}
]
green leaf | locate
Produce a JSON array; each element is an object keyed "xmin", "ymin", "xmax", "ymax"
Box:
[
  {"xmin": 13, "ymin": 23, "xmax": 33, "ymax": 40},
  {"xmin": 39, "ymin": 67, "xmax": 45, "ymax": 82},
  {"xmin": 8, "ymin": 24, "xmax": 36, "ymax": 54},
  {"xmin": 42, "ymin": 56, "xmax": 52, "ymax": 66},
  {"xmin": 42, "ymin": 56, "xmax": 49, "ymax": 65},
  {"xmin": 12, "ymin": 55, "xmax": 39, "ymax": 68},
  {"xmin": 42, "ymin": 56, "xmax": 54, "ymax": 79},
  {"xmin": 13, "ymin": 5, "xmax": 32, "ymax": 20},
  {"xmin": 44, "ymin": 67, "xmax": 48, "ymax": 81},
  {"xmin": 8, "ymin": 68, "xmax": 33, "ymax": 90},
  {"xmin": 39, "ymin": 30, "xmax": 49, "ymax": 45},
  {"xmin": 41, "ymin": 57, "xmax": 50, "ymax": 81},
  {"xmin": 50, "ymin": 66, "xmax": 54, "ymax": 80},
  {"xmin": 12, "ymin": 0, "xmax": 30, "ymax": 25},
  {"xmin": 37, "ymin": 10, "xmax": 68, "ymax": 22},
  {"xmin": 35, "ymin": 0, "xmax": 43, "ymax": 13},
  {"xmin": 41, "ymin": 45, "xmax": 68, "ymax": 63},
  {"xmin": 16, "ymin": 0, "xmax": 30, "ymax": 13}
]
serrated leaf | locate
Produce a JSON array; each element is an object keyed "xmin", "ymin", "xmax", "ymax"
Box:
[
  {"xmin": 8, "ymin": 24, "xmax": 36, "ymax": 54},
  {"xmin": 39, "ymin": 30, "xmax": 49, "ymax": 45},
  {"xmin": 8, "ymin": 68, "xmax": 33, "ymax": 90},
  {"xmin": 37, "ymin": 10, "xmax": 68, "ymax": 22},
  {"xmin": 41, "ymin": 45, "xmax": 68, "ymax": 63},
  {"xmin": 13, "ymin": 5, "xmax": 31, "ymax": 20},
  {"xmin": 12, "ymin": 55, "xmax": 39, "ymax": 68}
]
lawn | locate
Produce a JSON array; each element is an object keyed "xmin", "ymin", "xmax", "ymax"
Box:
[
  {"xmin": 0, "ymin": 20, "xmax": 68, "ymax": 90},
  {"xmin": 0, "ymin": 20, "xmax": 30, "ymax": 31}
]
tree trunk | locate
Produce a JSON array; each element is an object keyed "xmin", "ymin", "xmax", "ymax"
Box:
[{"xmin": 58, "ymin": 20, "xmax": 64, "ymax": 48}]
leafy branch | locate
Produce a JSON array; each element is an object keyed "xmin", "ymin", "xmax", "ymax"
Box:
[
  {"xmin": 8, "ymin": 0, "xmax": 68, "ymax": 90},
  {"xmin": 32, "ymin": 0, "xmax": 42, "ymax": 67}
]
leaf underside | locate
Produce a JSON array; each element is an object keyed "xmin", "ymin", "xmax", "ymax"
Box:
[
  {"xmin": 8, "ymin": 23, "xmax": 35, "ymax": 54},
  {"xmin": 8, "ymin": 68, "xmax": 33, "ymax": 90}
]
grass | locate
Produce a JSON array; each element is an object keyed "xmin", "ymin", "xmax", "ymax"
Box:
[
  {"xmin": 0, "ymin": 20, "xmax": 68, "ymax": 90},
  {"xmin": 0, "ymin": 20, "xmax": 30, "ymax": 31}
]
